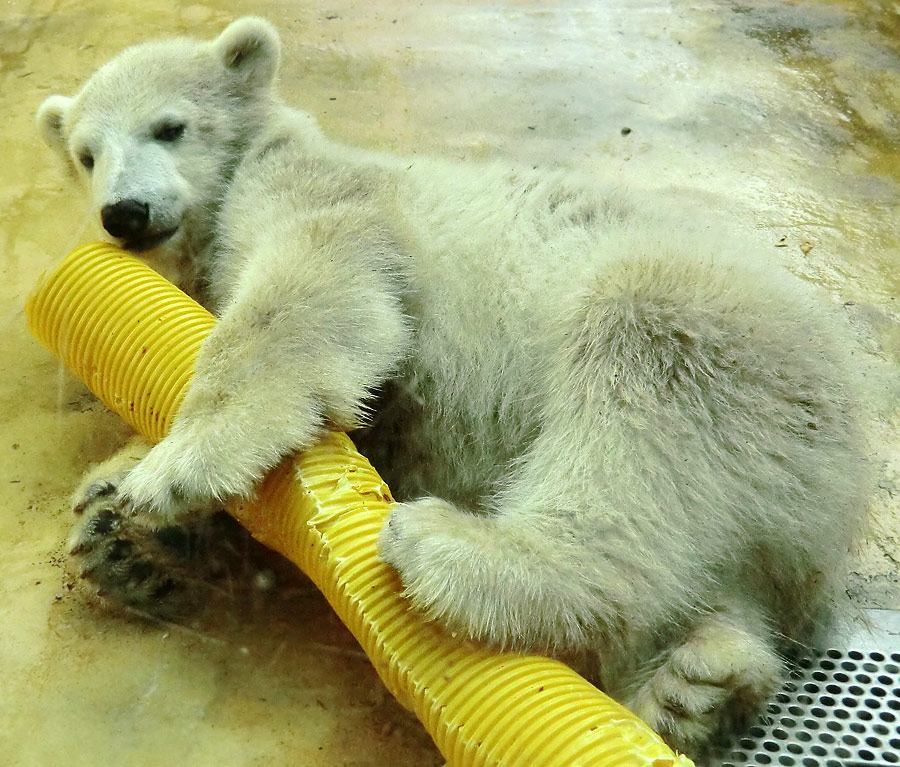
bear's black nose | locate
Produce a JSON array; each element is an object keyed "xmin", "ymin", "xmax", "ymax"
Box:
[{"xmin": 101, "ymin": 200, "xmax": 150, "ymax": 239}]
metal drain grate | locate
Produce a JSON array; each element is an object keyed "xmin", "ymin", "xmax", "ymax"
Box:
[{"xmin": 715, "ymin": 649, "xmax": 900, "ymax": 766}]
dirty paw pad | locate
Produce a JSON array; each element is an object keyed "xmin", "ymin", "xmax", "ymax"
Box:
[{"xmin": 68, "ymin": 505, "xmax": 211, "ymax": 618}]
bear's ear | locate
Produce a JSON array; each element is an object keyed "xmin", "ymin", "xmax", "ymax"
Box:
[
  {"xmin": 213, "ymin": 17, "xmax": 280, "ymax": 91},
  {"xmin": 36, "ymin": 95, "xmax": 73, "ymax": 154}
]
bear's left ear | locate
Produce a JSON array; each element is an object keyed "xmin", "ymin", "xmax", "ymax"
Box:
[
  {"xmin": 36, "ymin": 95, "xmax": 73, "ymax": 154},
  {"xmin": 212, "ymin": 17, "xmax": 280, "ymax": 91}
]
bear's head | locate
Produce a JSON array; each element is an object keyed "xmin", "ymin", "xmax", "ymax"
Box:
[{"xmin": 36, "ymin": 17, "xmax": 281, "ymax": 254}]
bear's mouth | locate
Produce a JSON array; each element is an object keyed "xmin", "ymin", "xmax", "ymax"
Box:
[{"xmin": 122, "ymin": 228, "xmax": 179, "ymax": 253}]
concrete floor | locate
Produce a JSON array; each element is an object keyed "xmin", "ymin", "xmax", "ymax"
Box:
[{"xmin": 0, "ymin": 1, "xmax": 898, "ymax": 765}]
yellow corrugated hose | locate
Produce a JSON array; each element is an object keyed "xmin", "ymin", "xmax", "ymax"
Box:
[{"xmin": 26, "ymin": 242, "xmax": 694, "ymax": 767}]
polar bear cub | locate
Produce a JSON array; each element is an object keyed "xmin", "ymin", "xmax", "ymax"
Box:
[{"xmin": 37, "ymin": 18, "xmax": 871, "ymax": 756}]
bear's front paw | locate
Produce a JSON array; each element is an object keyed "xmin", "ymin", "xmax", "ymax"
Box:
[
  {"xmin": 68, "ymin": 492, "xmax": 202, "ymax": 617},
  {"xmin": 69, "ymin": 468, "xmax": 254, "ymax": 618},
  {"xmin": 115, "ymin": 439, "xmax": 214, "ymax": 523},
  {"xmin": 73, "ymin": 478, "xmax": 118, "ymax": 516}
]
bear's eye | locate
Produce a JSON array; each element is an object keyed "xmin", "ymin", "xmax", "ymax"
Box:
[
  {"xmin": 153, "ymin": 122, "xmax": 186, "ymax": 142},
  {"xmin": 78, "ymin": 152, "xmax": 94, "ymax": 171}
]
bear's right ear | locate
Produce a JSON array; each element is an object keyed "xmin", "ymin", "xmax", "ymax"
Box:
[
  {"xmin": 36, "ymin": 95, "xmax": 73, "ymax": 154},
  {"xmin": 213, "ymin": 17, "xmax": 280, "ymax": 91}
]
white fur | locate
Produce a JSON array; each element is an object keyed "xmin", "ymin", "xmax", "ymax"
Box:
[{"xmin": 38, "ymin": 18, "xmax": 873, "ymax": 757}]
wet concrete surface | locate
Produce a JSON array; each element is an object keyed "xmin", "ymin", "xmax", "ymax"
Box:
[{"xmin": 0, "ymin": 1, "xmax": 897, "ymax": 765}]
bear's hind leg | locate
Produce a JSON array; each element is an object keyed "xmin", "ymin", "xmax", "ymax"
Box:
[
  {"xmin": 618, "ymin": 597, "xmax": 782, "ymax": 756},
  {"xmin": 377, "ymin": 496, "xmax": 612, "ymax": 653}
]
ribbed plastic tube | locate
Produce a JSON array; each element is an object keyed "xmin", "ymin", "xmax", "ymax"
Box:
[{"xmin": 26, "ymin": 242, "xmax": 694, "ymax": 767}]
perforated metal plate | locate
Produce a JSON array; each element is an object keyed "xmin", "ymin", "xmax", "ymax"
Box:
[
  {"xmin": 715, "ymin": 649, "xmax": 900, "ymax": 766},
  {"xmin": 711, "ymin": 610, "xmax": 900, "ymax": 767}
]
